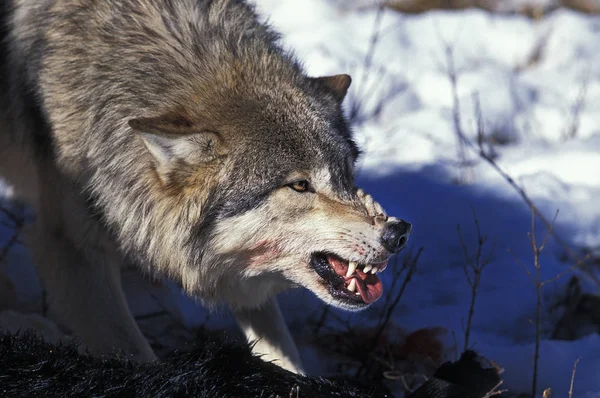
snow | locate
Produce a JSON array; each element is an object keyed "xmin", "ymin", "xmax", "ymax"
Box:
[
  {"xmin": 2, "ymin": 1, "xmax": 600, "ymax": 397},
  {"xmin": 249, "ymin": 2, "xmax": 600, "ymax": 396}
]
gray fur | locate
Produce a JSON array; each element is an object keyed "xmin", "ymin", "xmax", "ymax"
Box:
[{"xmin": 0, "ymin": 0, "xmax": 410, "ymax": 374}]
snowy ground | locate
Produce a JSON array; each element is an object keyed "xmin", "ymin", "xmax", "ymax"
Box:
[
  {"xmin": 250, "ymin": 1, "xmax": 600, "ymax": 395},
  {"xmin": 1, "ymin": 1, "xmax": 600, "ymax": 397}
]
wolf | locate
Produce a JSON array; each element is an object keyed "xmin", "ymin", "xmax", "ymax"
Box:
[{"xmin": 0, "ymin": 0, "xmax": 411, "ymax": 374}]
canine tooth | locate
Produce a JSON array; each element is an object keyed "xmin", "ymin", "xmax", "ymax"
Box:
[
  {"xmin": 346, "ymin": 261, "xmax": 357, "ymax": 277},
  {"xmin": 363, "ymin": 265, "xmax": 372, "ymax": 273},
  {"xmin": 347, "ymin": 279, "xmax": 357, "ymax": 292},
  {"xmin": 370, "ymin": 266, "xmax": 378, "ymax": 274}
]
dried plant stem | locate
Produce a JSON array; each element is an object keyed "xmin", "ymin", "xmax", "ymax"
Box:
[
  {"xmin": 442, "ymin": 42, "xmax": 590, "ymax": 278},
  {"xmin": 509, "ymin": 210, "xmax": 590, "ymax": 398},
  {"xmin": 444, "ymin": 42, "xmax": 473, "ymax": 184},
  {"xmin": 457, "ymin": 207, "xmax": 496, "ymax": 351},
  {"xmin": 350, "ymin": 6, "xmax": 384, "ymax": 123},
  {"xmin": 569, "ymin": 358, "xmax": 581, "ymax": 398},
  {"xmin": 373, "ymin": 247, "xmax": 423, "ymax": 345},
  {"xmin": 355, "ymin": 247, "xmax": 423, "ymax": 377}
]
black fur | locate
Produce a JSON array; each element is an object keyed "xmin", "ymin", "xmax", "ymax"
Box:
[{"xmin": 0, "ymin": 330, "xmax": 388, "ymax": 398}]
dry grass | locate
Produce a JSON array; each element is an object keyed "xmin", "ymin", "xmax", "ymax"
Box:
[
  {"xmin": 510, "ymin": 210, "xmax": 590, "ymax": 397},
  {"xmin": 385, "ymin": 0, "xmax": 600, "ymax": 17}
]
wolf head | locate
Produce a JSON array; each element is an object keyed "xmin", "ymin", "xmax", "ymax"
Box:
[{"xmin": 128, "ymin": 70, "xmax": 411, "ymax": 311}]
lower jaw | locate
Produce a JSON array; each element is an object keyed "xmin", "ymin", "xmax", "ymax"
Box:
[{"xmin": 327, "ymin": 285, "xmax": 370, "ymax": 310}]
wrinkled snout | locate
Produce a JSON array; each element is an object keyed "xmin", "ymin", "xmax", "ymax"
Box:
[{"xmin": 380, "ymin": 219, "xmax": 412, "ymax": 253}]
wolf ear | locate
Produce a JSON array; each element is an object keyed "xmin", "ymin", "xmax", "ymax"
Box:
[
  {"xmin": 312, "ymin": 74, "xmax": 352, "ymax": 102},
  {"xmin": 129, "ymin": 114, "xmax": 224, "ymax": 171}
]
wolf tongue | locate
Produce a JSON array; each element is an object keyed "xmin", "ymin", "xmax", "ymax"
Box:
[{"xmin": 353, "ymin": 269, "xmax": 383, "ymax": 304}]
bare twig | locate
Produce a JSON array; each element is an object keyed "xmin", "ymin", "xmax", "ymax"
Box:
[
  {"xmin": 349, "ymin": 6, "xmax": 384, "ymax": 123},
  {"xmin": 529, "ymin": 209, "xmax": 551, "ymax": 398},
  {"xmin": 443, "ymin": 41, "xmax": 474, "ymax": 184},
  {"xmin": 510, "ymin": 209, "xmax": 588, "ymax": 398},
  {"xmin": 542, "ymin": 256, "xmax": 590, "ymax": 286},
  {"xmin": 473, "ymin": 94, "xmax": 592, "ymax": 278},
  {"xmin": 312, "ymin": 252, "xmax": 413, "ymax": 337},
  {"xmin": 355, "ymin": 247, "xmax": 423, "ymax": 377},
  {"xmin": 372, "ymin": 247, "xmax": 423, "ymax": 346},
  {"xmin": 483, "ymin": 380, "xmax": 506, "ymax": 397},
  {"xmin": 442, "ymin": 43, "xmax": 591, "ymax": 278},
  {"xmin": 0, "ymin": 228, "xmax": 21, "ymax": 265},
  {"xmin": 0, "ymin": 205, "xmax": 25, "ymax": 224},
  {"xmin": 379, "ymin": 249, "xmax": 411, "ymax": 319},
  {"xmin": 563, "ymin": 77, "xmax": 588, "ymax": 142},
  {"xmin": 457, "ymin": 207, "xmax": 496, "ymax": 351},
  {"xmin": 569, "ymin": 357, "xmax": 581, "ymax": 398}
]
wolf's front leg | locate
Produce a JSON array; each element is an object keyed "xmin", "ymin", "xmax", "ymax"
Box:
[
  {"xmin": 31, "ymin": 224, "xmax": 156, "ymax": 362},
  {"xmin": 29, "ymin": 164, "xmax": 156, "ymax": 363},
  {"xmin": 233, "ymin": 298, "xmax": 305, "ymax": 374}
]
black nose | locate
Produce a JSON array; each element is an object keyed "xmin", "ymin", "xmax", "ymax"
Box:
[{"xmin": 380, "ymin": 219, "xmax": 412, "ymax": 253}]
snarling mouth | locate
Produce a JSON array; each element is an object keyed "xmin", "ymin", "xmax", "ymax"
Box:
[{"xmin": 310, "ymin": 252, "xmax": 386, "ymax": 306}]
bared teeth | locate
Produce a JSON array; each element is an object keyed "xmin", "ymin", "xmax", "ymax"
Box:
[
  {"xmin": 347, "ymin": 278, "xmax": 357, "ymax": 292},
  {"xmin": 346, "ymin": 261, "xmax": 357, "ymax": 277},
  {"xmin": 363, "ymin": 265, "xmax": 372, "ymax": 273}
]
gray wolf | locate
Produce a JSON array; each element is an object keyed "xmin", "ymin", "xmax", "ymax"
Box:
[{"xmin": 0, "ymin": 0, "xmax": 411, "ymax": 373}]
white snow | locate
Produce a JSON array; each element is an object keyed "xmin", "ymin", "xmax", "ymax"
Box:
[
  {"xmin": 2, "ymin": 1, "xmax": 600, "ymax": 397},
  {"xmin": 253, "ymin": 2, "xmax": 600, "ymax": 396}
]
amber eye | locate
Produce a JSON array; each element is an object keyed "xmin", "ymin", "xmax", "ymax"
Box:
[{"xmin": 288, "ymin": 180, "xmax": 311, "ymax": 193}]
